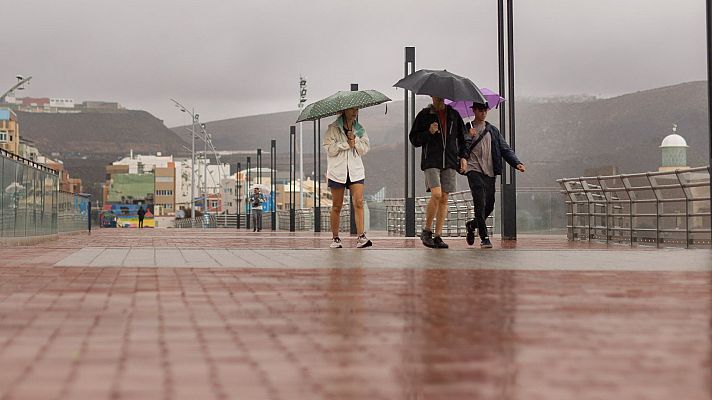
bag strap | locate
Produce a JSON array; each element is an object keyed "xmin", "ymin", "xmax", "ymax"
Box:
[{"xmin": 466, "ymin": 126, "xmax": 489, "ymax": 155}]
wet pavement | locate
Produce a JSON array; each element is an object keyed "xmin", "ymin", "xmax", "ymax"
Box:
[{"xmin": 0, "ymin": 229, "xmax": 711, "ymax": 399}]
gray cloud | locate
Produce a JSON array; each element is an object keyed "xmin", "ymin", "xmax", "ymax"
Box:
[{"xmin": 1, "ymin": 0, "xmax": 706, "ymax": 126}]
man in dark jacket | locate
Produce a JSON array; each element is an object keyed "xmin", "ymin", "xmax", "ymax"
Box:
[
  {"xmin": 459, "ymin": 102, "xmax": 525, "ymax": 248},
  {"xmin": 137, "ymin": 205, "xmax": 146, "ymax": 228},
  {"xmin": 409, "ymin": 96, "xmax": 467, "ymax": 249}
]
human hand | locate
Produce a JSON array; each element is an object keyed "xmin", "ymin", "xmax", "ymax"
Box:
[
  {"xmin": 516, "ymin": 163, "xmax": 526, "ymax": 172},
  {"xmin": 459, "ymin": 158, "xmax": 467, "ymax": 174},
  {"xmin": 469, "ymin": 127, "xmax": 477, "ymax": 137},
  {"xmin": 429, "ymin": 122, "xmax": 439, "ymax": 135},
  {"xmin": 347, "ymin": 138, "xmax": 356, "ymax": 149}
]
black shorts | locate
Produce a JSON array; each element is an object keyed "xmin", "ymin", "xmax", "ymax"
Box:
[{"xmin": 328, "ymin": 174, "xmax": 364, "ymax": 189}]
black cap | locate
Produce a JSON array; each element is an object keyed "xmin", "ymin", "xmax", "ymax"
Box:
[{"xmin": 470, "ymin": 102, "xmax": 489, "ymax": 110}]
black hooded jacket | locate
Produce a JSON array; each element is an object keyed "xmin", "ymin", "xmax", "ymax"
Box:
[{"xmin": 409, "ymin": 105, "xmax": 467, "ymax": 171}]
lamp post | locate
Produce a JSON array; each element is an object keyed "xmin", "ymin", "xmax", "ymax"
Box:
[
  {"xmin": 290, "ymin": 125, "xmax": 296, "ymax": 232},
  {"xmin": 707, "ymin": 0, "xmax": 712, "ymax": 242},
  {"xmin": 246, "ymin": 156, "xmax": 251, "ymax": 231},
  {"xmin": 170, "ymin": 99, "xmax": 200, "ymax": 228},
  {"xmin": 236, "ymin": 161, "xmax": 241, "ymax": 229},
  {"xmin": 271, "ymin": 140, "xmax": 277, "ymax": 231},
  {"xmin": 313, "ymin": 121, "xmax": 320, "ymax": 232},
  {"xmin": 403, "ymin": 46, "xmax": 416, "ymax": 237},
  {"xmin": 1, "ymin": 75, "xmax": 32, "ymax": 103}
]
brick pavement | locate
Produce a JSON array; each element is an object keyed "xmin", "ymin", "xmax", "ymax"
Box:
[{"xmin": 0, "ymin": 229, "xmax": 710, "ymax": 400}]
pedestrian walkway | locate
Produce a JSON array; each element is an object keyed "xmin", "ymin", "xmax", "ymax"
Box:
[{"xmin": 1, "ymin": 229, "xmax": 710, "ymax": 399}]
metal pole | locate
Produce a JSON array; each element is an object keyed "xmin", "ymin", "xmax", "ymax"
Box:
[
  {"xmin": 313, "ymin": 121, "xmax": 320, "ymax": 232},
  {"xmin": 191, "ymin": 111, "xmax": 196, "ymax": 227},
  {"xmin": 257, "ymin": 149, "xmax": 262, "ymax": 184},
  {"xmin": 203, "ymin": 129, "xmax": 208, "ymax": 212},
  {"xmin": 318, "ymin": 119, "xmax": 322, "ymax": 229},
  {"xmin": 349, "ymin": 83, "xmax": 358, "ymax": 235},
  {"xmin": 500, "ymin": 0, "xmax": 518, "ymax": 240},
  {"xmin": 236, "ymin": 162, "xmax": 241, "ymax": 229},
  {"xmin": 246, "ymin": 157, "xmax": 251, "ymax": 230},
  {"xmin": 299, "ymin": 122, "xmax": 304, "ymax": 209},
  {"xmin": 271, "ymin": 140, "xmax": 276, "ymax": 231},
  {"xmin": 404, "ymin": 46, "xmax": 416, "ymax": 237},
  {"xmin": 290, "ymin": 126, "xmax": 296, "ymax": 231},
  {"xmin": 707, "ymin": 0, "xmax": 712, "ymax": 243}
]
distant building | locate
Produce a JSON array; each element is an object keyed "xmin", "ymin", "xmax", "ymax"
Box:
[
  {"xmin": 174, "ymin": 158, "xmax": 231, "ymax": 212},
  {"xmin": 105, "ymin": 152, "xmax": 175, "ymax": 215},
  {"xmin": 36, "ymin": 156, "xmax": 83, "ymax": 193},
  {"xmin": 0, "ymin": 108, "xmax": 19, "ymax": 154},
  {"xmin": 154, "ymin": 162, "xmax": 176, "ymax": 216},
  {"xmin": 18, "ymin": 138, "xmax": 40, "ymax": 161}
]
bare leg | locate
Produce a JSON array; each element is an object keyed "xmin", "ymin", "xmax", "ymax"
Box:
[
  {"xmin": 349, "ymin": 183, "xmax": 365, "ymax": 234},
  {"xmin": 330, "ymin": 187, "xmax": 345, "ymax": 238},
  {"xmin": 425, "ymin": 186, "xmax": 443, "ymax": 231},
  {"xmin": 435, "ymin": 192, "xmax": 449, "ymax": 235}
]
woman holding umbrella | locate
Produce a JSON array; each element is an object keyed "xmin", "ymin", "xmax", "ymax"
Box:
[
  {"xmin": 324, "ymin": 107, "xmax": 371, "ymax": 248},
  {"xmin": 297, "ymin": 89, "xmax": 389, "ymax": 249}
]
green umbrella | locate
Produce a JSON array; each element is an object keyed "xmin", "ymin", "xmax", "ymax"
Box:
[{"xmin": 296, "ymin": 89, "xmax": 391, "ymax": 123}]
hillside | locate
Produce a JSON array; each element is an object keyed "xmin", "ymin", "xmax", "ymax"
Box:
[
  {"xmin": 14, "ymin": 81, "xmax": 710, "ymax": 201},
  {"xmin": 19, "ymin": 110, "xmax": 188, "ymax": 155},
  {"xmin": 174, "ymin": 81, "xmax": 710, "ymax": 195}
]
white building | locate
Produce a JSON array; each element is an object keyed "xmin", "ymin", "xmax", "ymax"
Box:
[
  {"xmin": 175, "ymin": 158, "xmax": 231, "ymax": 210},
  {"xmin": 113, "ymin": 151, "xmax": 173, "ymax": 174}
]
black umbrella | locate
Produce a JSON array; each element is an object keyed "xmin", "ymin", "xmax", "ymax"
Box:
[{"xmin": 393, "ymin": 69, "xmax": 487, "ymax": 104}]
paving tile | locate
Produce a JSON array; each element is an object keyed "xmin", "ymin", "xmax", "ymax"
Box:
[{"xmin": 0, "ymin": 229, "xmax": 710, "ymax": 400}]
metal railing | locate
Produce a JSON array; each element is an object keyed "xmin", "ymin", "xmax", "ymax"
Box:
[
  {"xmin": 384, "ymin": 190, "xmax": 494, "ymax": 237},
  {"xmin": 558, "ymin": 166, "xmax": 711, "ymax": 247}
]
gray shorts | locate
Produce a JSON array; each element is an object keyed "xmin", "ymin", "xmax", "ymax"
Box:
[{"xmin": 424, "ymin": 168, "xmax": 457, "ymax": 193}]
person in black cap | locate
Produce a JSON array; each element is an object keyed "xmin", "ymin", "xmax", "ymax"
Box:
[{"xmin": 459, "ymin": 102, "xmax": 525, "ymax": 248}]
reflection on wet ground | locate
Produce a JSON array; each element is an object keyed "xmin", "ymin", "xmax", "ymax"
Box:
[{"xmin": 0, "ymin": 230, "xmax": 709, "ymax": 399}]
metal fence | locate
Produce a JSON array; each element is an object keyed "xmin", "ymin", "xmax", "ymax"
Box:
[
  {"xmin": 385, "ymin": 190, "xmax": 494, "ymax": 237},
  {"xmin": 1, "ymin": 149, "xmax": 90, "ymax": 239},
  {"xmin": 558, "ymin": 166, "xmax": 711, "ymax": 247}
]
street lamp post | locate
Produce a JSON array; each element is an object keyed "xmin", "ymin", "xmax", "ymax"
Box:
[
  {"xmin": 498, "ymin": 0, "xmax": 518, "ymax": 240},
  {"xmin": 170, "ymin": 99, "xmax": 200, "ymax": 228},
  {"xmin": 271, "ymin": 140, "xmax": 277, "ymax": 231},
  {"xmin": 246, "ymin": 156, "xmax": 251, "ymax": 231},
  {"xmin": 290, "ymin": 125, "xmax": 296, "ymax": 232},
  {"xmin": 403, "ymin": 46, "xmax": 416, "ymax": 237},
  {"xmin": 236, "ymin": 161, "xmax": 241, "ymax": 229},
  {"xmin": 707, "ymin": 0, "xmax": 712, "ymax": 242},
  {"xmin": 349, "ymin": 84, "xmax": 358, "ymax": 235},
  {"xmin": 1, "ymin": 75, "xmax": 32, "ymax": 103}
]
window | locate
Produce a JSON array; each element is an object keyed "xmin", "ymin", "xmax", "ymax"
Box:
[{"xmin": 0, "ymin": 131, "xmax": 6, "ymax": 142}]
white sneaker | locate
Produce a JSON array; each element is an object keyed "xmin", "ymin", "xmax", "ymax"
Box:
[
  {"xmin": 330, "ymin": 237, "xmax": 343, "ymax": 248},
  {"xmin": 356, "ymin": 233, "xmax": 372, "ymax": 248}
]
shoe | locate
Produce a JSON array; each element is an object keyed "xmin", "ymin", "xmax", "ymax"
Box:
[
  {"xmin": 330, "ymin": 237, "xmax": 343, "ymax": 249},
  {"xmin": 465, "ymin": 220, "xmax": 476, "ymax": 246},
  {"xmin": 253, "ymin": 228, "xmax": 256, "ymax": 232},
  {"xmin": 356, "ymin": 233, "xmax": 372, "ymax": 248},
  {"xmin": 421, "ymin": 229, "xmax": 436, "ymax": 248},
  {"xmin": 480, "ymin": 238, "xmax": 493, "ymax": 248},
  {"xmin": 433, "ymin": 236, "xmax": 449, "ymax": 249},
  {"xmin": 257, "ymin": 229, "xmax": 261, "ymax": 232}
]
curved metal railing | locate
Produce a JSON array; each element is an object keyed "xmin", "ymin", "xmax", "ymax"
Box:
[{"xmin": 557, "ymin": 166, "xmax": 711, "ymax": 247}]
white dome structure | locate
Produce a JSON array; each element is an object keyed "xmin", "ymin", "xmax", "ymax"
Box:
[
  {"xmin": 659, "ymin": 128, "xmax": 688, "ymax": 170},
  {"xmin": 659, "ymin": 133, "xmax": 688, "ymax": 148}
]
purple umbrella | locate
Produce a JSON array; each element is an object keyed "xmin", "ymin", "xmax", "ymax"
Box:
[{"xmin": 445, "ymin": 88, "xmax": 505, "ymax": 120}]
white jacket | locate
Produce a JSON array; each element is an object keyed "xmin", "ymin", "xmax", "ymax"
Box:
[{"xmin": 323, "ymin": 118, "xmax": 370, "ymax": 183}]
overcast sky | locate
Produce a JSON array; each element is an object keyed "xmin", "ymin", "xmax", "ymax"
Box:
[{"xmin": 2, "ymin": 0, "xmax": 706, "ymax": 127}]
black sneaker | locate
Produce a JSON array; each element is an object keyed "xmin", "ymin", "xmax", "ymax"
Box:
[
  {"xmin": 465, "ymin": 220, "xmax": 476, "ymax": 246},
  {"xmin": 433, "ymin": 236, "xmax": 449, "ymax": 249},
  {"xmin": 421, "ymin": 229, "xmax": 436, "ymax": 248},
  {"xmin": 480, "ymin": 238, "xmax": 493, "ymax": 248}
]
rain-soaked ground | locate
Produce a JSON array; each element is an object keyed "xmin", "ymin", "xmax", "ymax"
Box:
[{"xmin": 0, "ymin": 229, "xmax": 710, "ymax": 400}]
